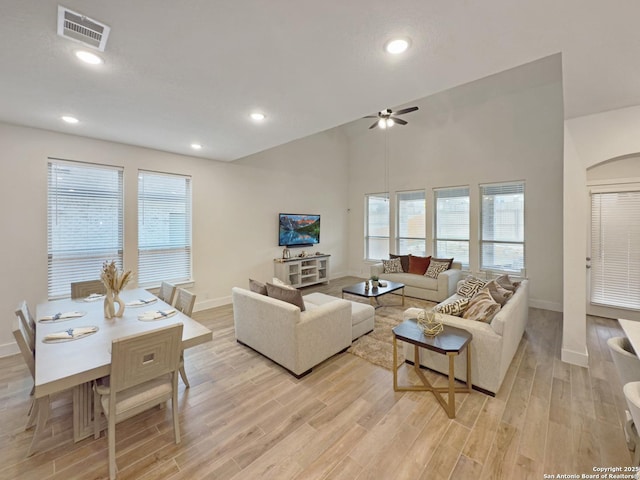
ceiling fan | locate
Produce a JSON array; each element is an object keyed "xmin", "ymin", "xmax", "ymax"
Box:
[{"xmin": 365, "ymin": 106, "xmax": 419, "ymax": 129}]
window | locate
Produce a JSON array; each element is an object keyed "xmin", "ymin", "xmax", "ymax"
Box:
[
  {"xmin": 590, "ymin": 188, "xmax": 640, "ymax": 310},
  {"xmin": 434, "ymin": 187, "xmax": 470, "ymax": 266},
  {"xmin": 480, "ymin": 182, "xmax": 525, "ymax": 273},
  {"xmin": 138, "ymin": 170, "xmax": 192, "ymax": 287},
  {"xmin": 47, "ymin": 160, "xmax": 123, "ymax": 299},
  {"xmin": 365, "ymin": 193, "xmax": 389, "ymax": 260},
  {"xmin": 396, "ymin": 190, "xmax": 426, "ymax": 255}
]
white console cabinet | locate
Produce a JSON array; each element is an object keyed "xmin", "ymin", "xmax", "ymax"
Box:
[{"xmin": 273, "ymin": 255, "xmax": 330, "ymax": 288}]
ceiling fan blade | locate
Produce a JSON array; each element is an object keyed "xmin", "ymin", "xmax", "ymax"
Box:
[
  {"xmin": 363, "ymin": 115, "xmax": 378, "ymax": 119},
  {"xmin": 393, "ymin": 106, "xmax": 419, "ymax": 116},
  {"xmin": 369, "ymin": 121, "xmax": 379, "ymax": 129},
  {"xmin": 391, "ymin": 117, "xmax": 408, "ymax": 125}
]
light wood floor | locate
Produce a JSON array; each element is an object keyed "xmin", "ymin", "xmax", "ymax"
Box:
[{"xmin": 0, "ymin": 277, "xmax": 633, "ymax": 479}]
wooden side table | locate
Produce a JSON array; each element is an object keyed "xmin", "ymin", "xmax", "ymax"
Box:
[{"xmin": 392, "ymin": 318, "xmax": 472, "ymax": 418}]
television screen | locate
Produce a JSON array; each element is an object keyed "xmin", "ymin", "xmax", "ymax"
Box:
[{"xmin": 279, "ymin": 214, "xmax": 320, "ymax": 247}]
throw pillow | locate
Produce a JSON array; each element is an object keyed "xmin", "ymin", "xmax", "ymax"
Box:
[
  {"xmin": 272, "ymin": 277, "xmax": 294, "ymax": 289},
  {"xmin": 382, "ymin": 257, "xmax": 403, "ymax": 274},
  {"xmin": 408, "ymin": 255, "xmax": 431, "ymax": 275},
  {"xmin": 456, "ymin": 276, "xmax": 487, "ymax": 298},
  {"xmin": 495, "ymin": 274, "xmax": 517, "ymax": 292},
  {"xmin": 249, "ymin": 278, "xmax": 267, "ymax": 295},
  {"xmin": 462, "ymin": 287, "xmax": 501, "ymax": 323},
  {"xmin": 434, "ymin": 297, "xmax": 470, "ymax": 316},
  {"xmin": 425, "ymin": 260, "xmax": 449, "ymax": 278},
  {"xmin": 390, "ymin": 253, "xmax": 409, "ymax": 272},
  {"xmin": 431, "ymin": 257, "xmax": 454, "ymax": 269},
  {"xmin": 265, "ymin": 282, "xmax": 306, "ymax": 311},
  {"xmin": 485, "ymin": 279, "xmax": 513, "ymax": 306}
]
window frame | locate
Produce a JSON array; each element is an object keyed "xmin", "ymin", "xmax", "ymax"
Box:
[
  {"xmin": 479, "ymin": 181, "xmax": 526, "ymax": 275},
  {"xmin": 433, "ymin": 186, "xmax": 470, "ymax": 268},
  {"xmin": 396, "ymin": 189, "xmax": 426, "ymax": 256},
  {"xmin": 364, "ymin": 192, "xmax": 390, "ymax": 261}
]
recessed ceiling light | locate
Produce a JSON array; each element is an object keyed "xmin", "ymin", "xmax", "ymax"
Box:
[
  {"xmin": 75, "ymin": 50, "xmax": 103, "ymax": 65},
  {"xmin": 191, "ymin": 143, "xmax": 202, "ymax": 150},
  {"xmin": 250, "ymin": 112, "xmax": 266, "ymax": 121},
  {"xmin": 385, "ymin": 38, "xmax": 410, "ymax": 55},
  {"xmin": 61, "ymin": 115, "xmax": 79, "ymax": 124}
]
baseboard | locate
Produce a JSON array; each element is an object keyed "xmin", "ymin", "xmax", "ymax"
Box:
[
  {"xmin": 0, "ymin": 341, "xmax": 19, "ymax": 358},
  {"xmin": 195, "ymin": 295, "xmax": 231, "ymax": 312},
  {"xmin": 561, "ymin": 346, "xmax": 589, "ymax": 367},
  {"xmin": 529, "ymin": 298, "xmax": 562, "ymax": 312}
]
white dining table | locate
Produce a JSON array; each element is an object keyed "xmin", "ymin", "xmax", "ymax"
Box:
[{"xmin": 31, "ymin": 288, "xmax": 212, "ymax": 452}]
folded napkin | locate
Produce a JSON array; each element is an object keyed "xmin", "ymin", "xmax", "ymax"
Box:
[
  {"xmin": 126, "ymin": 298, "xmax": 158, "ymax": 307},
  {"xmin": 44, "ymin": 326, "xmax": 98, "ymax": 341},
  {"xmin": 39, "ymin": 311, "xmax": 86, "ymax": 322},
  {"xmin": 83, "ymin": 293, "xmax": 105, "ymax": 302},
  {"xmin": 138, "ymin": 309, "xmax": 177, "ymax": 321}
]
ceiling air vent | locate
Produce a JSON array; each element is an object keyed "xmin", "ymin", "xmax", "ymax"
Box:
[{"xmin": 57, "ymin": 5, "xmax": 111, "ymax": 51}]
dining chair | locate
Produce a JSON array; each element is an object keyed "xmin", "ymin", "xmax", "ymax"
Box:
[
  {"xmin": 71, "ymin": 279, "xmax": 106, "ymax": 299},
  {"xmin": 157, "ymin": 281, "xmax": 177, "ymax": 305},
  {"xmin": 174, "ymin": 288, "xmax": 196, "ymax": 387},
  {"xmin": 625, "ymin": 382, "xmax": 640, "ymax": 465},
  {"xmin": 15, "ymin": 301, "xmax": 36, "ymax": 360},
  {"xmin": 608, "ymin": 336, "xmax": 640, "ymax": 450},
  {"xmin": 93, "ymin": 323, "xmax": 183, "ymax": 480}
]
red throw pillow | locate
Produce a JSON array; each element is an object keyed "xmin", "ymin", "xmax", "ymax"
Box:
[{"xmin": 408, "ymin": 255, "xmax": 431, "ymax": 275}]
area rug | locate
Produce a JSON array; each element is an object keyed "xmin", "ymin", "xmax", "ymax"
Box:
[{"xmin": 346, "ymin": 295, "xmax": 437, "ymax": 370}]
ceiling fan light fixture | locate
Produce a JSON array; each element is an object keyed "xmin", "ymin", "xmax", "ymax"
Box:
[
  {"xmin": 386, "ymin": 118, "xmax": 395, "ymax": 127},
  {"xmin": 378, "ymin": 118, "xmax": 387, "ymax": 129},
  {"xmin": 385, "ymin": 38, "xmax": 410, "ymax": 55}
]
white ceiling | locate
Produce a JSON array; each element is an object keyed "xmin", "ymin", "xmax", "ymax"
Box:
[{"xmin": 1, "ymin": 1, "xmax": 640, "ymax": 161}]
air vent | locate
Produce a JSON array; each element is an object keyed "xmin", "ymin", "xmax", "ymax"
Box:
[{"xmin": 57, "ymin": 5, "xmax": 111, "ymax": 51}]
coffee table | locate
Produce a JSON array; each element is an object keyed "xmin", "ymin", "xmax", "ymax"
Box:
[
  {"xmin": 392, "ymin": 318, "xmax": 472, "ymax": 418},
  {"xmin": 341, "ymin": 280, "xmax": 405, "ymax": 308}
]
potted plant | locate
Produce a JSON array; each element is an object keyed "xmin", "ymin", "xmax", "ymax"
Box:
[{"xmin": 370, "ymin": 275, "xmax": 379, "ymax": 289}]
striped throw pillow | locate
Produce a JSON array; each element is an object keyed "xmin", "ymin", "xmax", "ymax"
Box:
[
  {"xmin": 382, "ymin": 257, "xmax": 403, "ymax": 274},
  {"xmin": 456, "ymin": 276, "xmax": 487, "ymax": 298},
  {"xmin": 434, "ymin": 297, "xmax": 470, "ymax": 316}
]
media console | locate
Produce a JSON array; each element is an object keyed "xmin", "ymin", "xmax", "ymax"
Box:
[{"xmin": 273, "ymin": 254, "xmax": 330, "ymax": 288}]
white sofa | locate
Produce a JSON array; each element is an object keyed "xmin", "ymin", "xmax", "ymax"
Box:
[
  {"xmin": 370, "ymin": 261, "xmax": 463, "ymax": 302},
  {"xmin": 402, "ymin": 279, "xmax": 528, "ymax": 395},
  {"xmin": 232, "ymin": 287, "xmax": 374, "ymax": 377}
]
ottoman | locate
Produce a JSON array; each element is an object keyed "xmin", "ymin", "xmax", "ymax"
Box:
[{"xmin": 303, "ymin": 292, "xmax": 375, "ymax": 341}]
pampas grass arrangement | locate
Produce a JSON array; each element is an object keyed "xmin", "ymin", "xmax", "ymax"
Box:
[{"xmin": 101, "ymin": 261, "xmax": 133, "ymax": 318}]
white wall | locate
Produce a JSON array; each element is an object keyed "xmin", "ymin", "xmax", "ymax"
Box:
[
  {"xmin": 345, "ymin": 55, "xmax": 564, "ymax": 311},
  {"xmin": 0, "ymin": 122, "xmax": 349, "ymax": 356}
]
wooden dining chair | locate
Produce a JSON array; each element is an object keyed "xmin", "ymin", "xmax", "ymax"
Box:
[
  {"xmin": 174, "ymin": 288, "xmax": 196, "ymax": 387},
  {"xmin": 15, "ymin": 301, "xmax": 36, "ymax": 359},
  {"xmin": 93, "ymin": 323, "xmax": 183, "ymax": 480},
  {"xmin": 157, "ymin": 281, "xmax": 177, "ymax": 305},
  {"xmin": 71, "ymin": 279, "xmax": 106, "ymax": 299}
]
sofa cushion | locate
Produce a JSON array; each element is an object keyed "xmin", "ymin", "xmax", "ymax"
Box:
[
  {"xmin": 434, "ymin": 297, "xmax": 469, "ymax": 316},
  {"xmin": 266, "ymin": 282, "xmax": 305, "ymax": 311},
  {"xmin": 408, "ymin": 255, "xmax": 431, "ymax": 275},
  {"xmin": 496, "ymin": 274, "xmax": 518, "ymax": 292},
  {"xmin": 249, "ymin": 278, "xmax": 267, "ymax": 295},
  {"xmin": 457, "ymin": 276, "xmax": 487, "ymax": 298},
  {"xmin": 382, "ymin": 257, "xmax": 403, "ymax": 274},
  {"xmin": 462, "ymin": 287, "xmax": 500, "ymax": 323},
  {"xmin": 378, "ymin": 272, "xmax": 439, "ymax": 290},
  {"xmin": 390, "ymin": 253, "xmax": 409, "ymax": 272},
  {"xmin": 425, "ymin": 260, "xmax": 450, "ymax": 279},
  {"xmin": 486, "ymin": 279, "xmax": 513, "ymax": 306},
  {"xmin": 432, "ymin": 257, "xmax": 454, "ymax": 269}
]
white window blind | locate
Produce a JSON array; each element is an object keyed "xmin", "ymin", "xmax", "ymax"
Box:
[
  {"xmin": 138, "ymin": 170, "xmax": 192, "ymax": 287},
  {"xmin": 365, "ymin": 193, "xmax": 389, "ymax": 260},
  {"xmin": 591, "ymin": 189, "xmax": 640, "ymax": 310},
  {"xmin": 47, "ymin": 160, "xmax": 123, "ymax": 299},
  {"xmin": 480, "ymin": 182, "xmax": 525, "ymax": 274},
  {"xmin": 434, "ymin": 187, "xmax": 470, "ymax": 266},
  {"xmin": 396, "ymin": 190, "xmax": 426, "ymax": 255}
]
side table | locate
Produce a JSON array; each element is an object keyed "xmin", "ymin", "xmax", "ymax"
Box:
[{"xmin": 392, "ymin": 318, "xmax": 472, "ymax": 418}]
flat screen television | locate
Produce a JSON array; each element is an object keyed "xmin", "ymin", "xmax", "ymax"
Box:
[{"xmin": 279, "ymin": 213, "xmax": 320, "ymax": 247}]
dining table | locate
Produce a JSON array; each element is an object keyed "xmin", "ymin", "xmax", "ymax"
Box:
[
  {"xmin": 619, "ymin": 318, "xmax": 640, "ymax": 356},
  {"xmin": 31, "ymin": 287, "xmax": 212, "ymax": 453}
]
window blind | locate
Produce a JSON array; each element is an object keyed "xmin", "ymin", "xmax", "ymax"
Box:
[
  {"xmin": 47, "ymin": 160, "xmax": 123, "ymax": 299},
  {"xmin": 138, "ymin": 170, "xmax": 192, "ymax": 287},
  {"xmin": 480, "ymin": 182, "xmax": 525, "ymax": 273},
  {"xmin": 434, "ymin": 187, "xmax": 470, "ymax": 266},
  {"xmin": 591, "ymin": 189, "xmax": 640, "ymax": 310},
  {"xmin": 365, "ymin": 193, "xmax": 389, "ymax": 260},
  {"xmin": 397, "ymin": 190, "xmax": 426, "ymax": 255}
]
